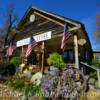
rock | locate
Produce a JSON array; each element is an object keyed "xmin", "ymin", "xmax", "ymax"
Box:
[
  {"xmin": 30, "ymin": 72, "xmax": 42, "ymax": 86},
  {"xmin": 89, "ymin": 84, "xmax": 95, "ymax": 90},
  {"xmin": 21, "ymin": 95, "xmax": 28, "ymax": 100},
  {"xmin": 85, "ymin": 75, "xmax": 89, "ymax": 80},
  {"xmin": 88, "ymin": 78, "xmax": 95, "ymax": 85}
]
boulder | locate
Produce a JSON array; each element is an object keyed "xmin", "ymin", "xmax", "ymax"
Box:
[
  {"xmin": 88, "ymin": 78, "xmax": 96, "ymax": 85},
  {"xmin": 30, "ymin": 72, "xmax": 42, "ymax": 86}
]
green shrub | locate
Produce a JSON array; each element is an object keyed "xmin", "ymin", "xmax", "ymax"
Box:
[
  {"xmin": 89, "ymin": 71, "xmax": 97, "ymax": 79},
  {"xmin": 24, "ymin": 84, "xmax": 42, "ymax": 97},
  {"xmin": 7, "ymin": 79, "xmax": 25, "ymax": 91},
  {"xmin": 90, "ymin": 60, "xmax": 100, "ymax": 69},
  {"xmin": 0, "ymin": 60, "xmax": 2, "ymax": 64},
  {"xmin": 47, "ymin": 52, "xmax": 65, "ymax": 69},
  {"xmin": 6, "ymin": 78, "xmax": 43, "ymax": 97},
  {"xmin": 10, "ymin": 56, "xmax": 21, "ymax": 66}
]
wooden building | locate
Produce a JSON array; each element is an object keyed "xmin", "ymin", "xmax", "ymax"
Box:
[
  {"xmin": 14, "ymin": 6, "xmax": 93, "ymax": 70},
  {"xmin": 93, "ymin": 50, "xmax": 100, "ymax": 61}
]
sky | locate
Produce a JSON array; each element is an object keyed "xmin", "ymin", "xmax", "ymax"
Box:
[{"xmin": 0, "ymin": 0, "xmax": 99, "ymax": 50}]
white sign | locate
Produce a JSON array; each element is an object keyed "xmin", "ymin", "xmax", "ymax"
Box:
[{"xmin": 17, "ymin": 31, "xmax": 51, "ymax": 47}]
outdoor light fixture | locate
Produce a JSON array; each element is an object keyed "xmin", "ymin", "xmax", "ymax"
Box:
[{"xmin": 30, "ymin": 14, "xmax": 35, "ymax": 22}]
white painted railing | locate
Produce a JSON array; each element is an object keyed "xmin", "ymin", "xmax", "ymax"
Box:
[{"xmin": 80, "ymin": 62, "xmax": 100, "ymax": 88}]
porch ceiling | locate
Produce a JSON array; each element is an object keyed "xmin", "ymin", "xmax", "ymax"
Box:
[{"xmin": 44, "ymin": 28, "xmax": 89, "ymax": 51}]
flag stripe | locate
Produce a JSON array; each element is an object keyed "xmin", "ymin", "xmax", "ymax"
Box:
[
  {"xmin": 61, "ymin": 24, "xmax": 71, "ymax": 50},
  {"xmin": 6, "ymin": 43, "xmax": 14, "ymax": 57},
  {"xmin": 25, "ymin": 36, "xmax": 37, "ymax": 57}
]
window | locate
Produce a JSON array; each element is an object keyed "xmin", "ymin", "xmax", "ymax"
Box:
[
  {"xmin": 63, "ymin": 50, "xmax": 74, "ymax": 63},
  {"xmin": 95, "ymin": 54, "xmax": 100, "ymax": 60},
  {"xmin": 27, "ymin": 51, "xmax": 38, "ymax": 65}
]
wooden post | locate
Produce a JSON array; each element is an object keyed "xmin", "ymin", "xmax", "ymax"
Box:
[
  {"xmin": 74, "ymin": 34, "xmax": 79, "ymax": 69},
  {"xmin": 97, "ymin": 69, "xmax": 100, "ymax": 88},
  {"xmin": 41, "ymin": 41, "xmax": 44, "ymax": 73},
  {"xmin": 22, "ymin": 46, "xmax": 24, "ymax": 63}
]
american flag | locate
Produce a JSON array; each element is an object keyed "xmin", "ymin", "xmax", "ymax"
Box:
[
  {"xmin": 6, "ymin": 42, "xmax": 14, "ymax": 57},
  {"xmin": 25, "ymin": 36, "xmax": 37, "ymax": 57},
  {"xmin": 61, "ymin": 24, "xmax": 71, "ymax": 50}
]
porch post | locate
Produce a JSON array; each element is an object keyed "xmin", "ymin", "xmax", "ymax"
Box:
[
  {"xmin": 22, "ymin": 46, "xmax": 24, "ymax": 63},
  {"xmin": 41, "ymin": 41, "xmax": 44, "ymax": 73},
  {"xmin": 97, "ymin": 69, "xmax": 100, "ymax": 88},
  {"xmin": 74, "ymin": 34, "xmax": 79, "ymax": 69}
]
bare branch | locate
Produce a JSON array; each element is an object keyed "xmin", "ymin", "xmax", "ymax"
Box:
[{"xmin": 0, "ymin": 3, "xmax": 19, "ymax": 47}]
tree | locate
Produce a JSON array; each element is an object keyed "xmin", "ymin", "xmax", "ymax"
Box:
[
  {"xmin": 94, "ymin": 2, "xmax": 100, "ymax": 46},
  {"xmin": 95, "ymin": 13, "xmax": 100, "ymax": 37},
  {"xmin": 0, "ymin": 3, "xmax": 19, "ymax": 47}
]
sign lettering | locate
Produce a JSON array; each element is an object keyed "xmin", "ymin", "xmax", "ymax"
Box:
[{"xmin": 17, "ymin": 31, "xmax": 51, "ymax": 47}]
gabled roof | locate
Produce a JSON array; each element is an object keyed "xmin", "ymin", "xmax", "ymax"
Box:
[
  {"xmin": 17, "ymin": 6, "xmax": 81, "ymax": 29},
  {"xmin": 93, "ymin": 50, "xmax": 100, "ymax": 53},
  {"xmin": 16, "ymin": 6, "xmax": 93, "ymax": 53}
]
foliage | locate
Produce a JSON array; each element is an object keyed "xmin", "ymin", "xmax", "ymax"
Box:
[
  {"xmin": 0, "ymin": 63, "xmax": 16, "ymax": 77},
  {"xmin": 0, "ymin": 3, "xmax": 19, "ymax": 46},
  {"xmin": 41, "ymin": 67, "xmax": 83, "ymax": 99},
  {"xmin": 6, "ymin": 78, "xmax": 25, "ymax": 91},
  {"xmin": 89, "ymin": 72, "xmax": 97, "ymax": 79},
  {"xmin": 6, "ymin": 77, "xmax": 43, "ymax": 98},
  {"xmin": 0, "ymin": 60, "xmax": 3, "ymax": 64},
  {"xmin": 5, "ymin": 66, "xmax": 85, "ymax": 99},
  {"xmin": 10, "ymin": 56, "xmax": 21, "ymax": 66},
  {"xmin": 95, "ymin": 14, "xmax": 100, "ymax": 37},
  {"xmin": 89, "ymin": 60, "xmax": 100, "ymax": 78},
  {"xmin": 24, "ymin": 84, "xmax": 43, "ymax": 97},
  {"xmin": 90, "ymin": 60, "xmax": 100, "ymax": 69},
  {"xmin": 47, "ymin": 52, "xmax": 65, "ymax": 69}
]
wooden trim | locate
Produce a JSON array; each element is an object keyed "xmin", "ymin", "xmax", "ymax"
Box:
[
  {"xmin": 41, "ymin": 41, "xmax": 44, "ymax": 73},
  {"xmin": 34, "ymin": 11, "xmax": 64, "ymax": 27},
  {"xmin": 22, "ymin": 46, "xmax": 24, "ymax": 63},
  {"xmin": 38, "ymin": 20, "xmax": 50, "ymax": 26},
  {"xmin": 33, "ymin": 7, "xmax": 80, "ymax": 26}
]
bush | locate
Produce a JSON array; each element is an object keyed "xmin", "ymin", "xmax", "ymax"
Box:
[
  {"xmin": 47, "ymin": 52, "xmax": 65, "ymax": 69},
  {"xmin": 6, "ymin": 78, "xmax": 27, "ymax": 92},
  {"xmin": 6, "ymin": 78, "xmax": 43, "ymax": 98},
  {"xmin": 89, "ymin": 72, "xmax": 97, "ymax": 79},
  {"xmin": 10, "ymin": 56, "xmax": 21, "ymax": 66},
  {"xmin": 41, "ymin": 67, "xmax": 83, "ymax": 99},
  {"xmin": 24, "ymin": 84, "xmax": 42, "ymax": 97},
  {"xmin": 90, "ymin": 60, "xmax": 100, "ymax": 69},
  {"xmin": 0, "ymin": 63, "xmax": 16, "ymax": 77}
]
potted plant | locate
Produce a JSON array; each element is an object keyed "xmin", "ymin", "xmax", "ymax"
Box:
[{"xmin": 47, "ymin": 52, "xmax": 65, "ymax": 75}]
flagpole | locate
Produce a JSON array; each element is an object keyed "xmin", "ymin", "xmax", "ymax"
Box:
[{"xmin": 41, "ymin": 41, "xmax": 44, "ymax": 73}]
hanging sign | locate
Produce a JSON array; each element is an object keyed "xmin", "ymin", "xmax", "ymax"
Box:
[
  {"xmin": 16, "ymin": 31, "xmax": 51, "ymax": 47},
  {"xmin": 78, "ymin": 38, "xmax": 86, "ymax": 46}
]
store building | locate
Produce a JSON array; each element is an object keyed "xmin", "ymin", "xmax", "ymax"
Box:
[
  {"xmin": 14, "ymin": 6, "xmax": 93, "ymax": 70},
  {"xmin": 93, "ymin": 50, "xmax": 100, "ymax": 61}
]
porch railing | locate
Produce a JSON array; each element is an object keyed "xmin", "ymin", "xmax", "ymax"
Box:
[{"xmin": 80, "ymin": 62, "xmax": 100, "ymax": 88}]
